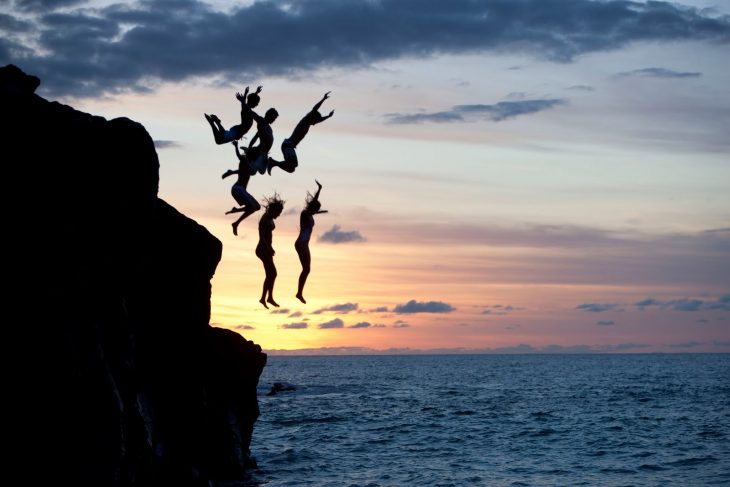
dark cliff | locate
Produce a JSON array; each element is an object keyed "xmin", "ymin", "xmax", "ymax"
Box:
[{"xmin": 3, "ymin": 64, "xmax": 266, "ymax": 486}]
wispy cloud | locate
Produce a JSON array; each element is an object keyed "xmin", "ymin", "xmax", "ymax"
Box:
[
  {"xmin": 270, "ymin": 308, "xmax": 291, "ymax": 314},
  {"xmin": 635, "ymin": 294, "xmax": 730, "ymax": 312},
  {"xmin": 153, "ymin": 139, "xmax": 180, "ymax": 149},
  {"xmin": 318, "ymin": 318, "xmax": 345, "ymax": 329},
  {"xmin": 393, "ymin": 300, "xmax": 456, "ymax": 314},
  {"xmin": 393, "ymin": 320, "xmax": 411, "ymax": 328},
  {"xmin": 313, "ymin": 302, "xmax": 359, "ymax": 314},
  {"xmin": 280, "ymin": 322, "xmax": 308, "ymax": 330},
  {"xmin": 318, "ymin": 225, "xmax": 366, "ymax": 244},
  {"xmin": 596, "ymin": 320, "xmax": 615, "ymax": 326},
  {"xmin": 349, "ymin": 321, "xmax": 371, "ymax": 329},
  {"xmin": 289, "ymin": 311, "xmax": 303, "ymax": 318},
  {"xmin": 615, "ymin": 67, "xmax": 702, "ymax": 79},
  {"xmin": 233, "ymin": 324, "xmax": 255, "ymax": 330},
  {"xmin": 575, "ymin": 303, "xmax": 622, "ymax": 313},
  {"xmin": 3, "ymin": 0, "xmax": 728, "ymax": 97},
  {"xmin": 385, "ymin": 99, "xmax": 565, "ymax": 124},
  {"xmin": 481, "ymin": 304, "xmax": 524, "ymax": 315}
]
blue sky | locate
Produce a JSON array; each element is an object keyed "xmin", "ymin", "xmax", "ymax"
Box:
[{"xmin": 3, "ymin": 0, "xmax": 729, "ymax": 352}]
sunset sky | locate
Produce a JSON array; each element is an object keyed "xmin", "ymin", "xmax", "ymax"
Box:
[{"xmin": 3, "ymin": 0, "xmax": 729, "ymax": 353}]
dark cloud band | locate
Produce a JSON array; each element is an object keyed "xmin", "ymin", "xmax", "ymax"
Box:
[{"xmin": 2, "ymin": 0, "xmax": 728, "ymax": 97}]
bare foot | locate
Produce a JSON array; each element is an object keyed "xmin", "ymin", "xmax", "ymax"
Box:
[
  {"xmin": 225, "ymin": 207, "xmax": 239, "ymax": 215},
  {"xmin": 296, "ymin": 293, "xmax": 306, "ymax": 304},
  {"xmin": 267, "ymin": 158, "xmax": 274, "ymax": 176},
  {"xmin": 232, "ymin": 222, "xmax": 239, "ymax": 236},
  {"xmin": 222, "ymin": 169, "xmax": 235, "ymax": 179},
  {"xmin": 259, "ymin": 298, "xmax": 269, "ymax": 309},
  {"xmin": 267, "ymin": 297, "xmax": 280, "ymax": 307},
  {"xmin": 210, "ymin": 114, "xmax": 220, "ymax": 123}
]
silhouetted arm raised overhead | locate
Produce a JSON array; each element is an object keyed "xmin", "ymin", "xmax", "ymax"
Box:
[
  {"xmin": 311, "ymin": 91, "xmax": 330, "ymax": 113},
  {"xmin": 311, "ymin": 180, "xmax": 328, "ymax": 213}
]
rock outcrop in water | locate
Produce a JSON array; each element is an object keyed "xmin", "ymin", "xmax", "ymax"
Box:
[{"xmin": 3, "ymin": 64, "xmax": 266, "ymax": 486}]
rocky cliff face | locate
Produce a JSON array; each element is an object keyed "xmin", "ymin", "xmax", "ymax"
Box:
[{"xmin": 3, "ymin": 64, "xmax": 266, "ymax": 486}]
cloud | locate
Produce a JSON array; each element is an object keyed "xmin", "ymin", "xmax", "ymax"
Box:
[
  {"xmin": 615, "ymin": 67, "xmax": 702, "ymax": 79},
  {"xmin": 393, "ymin": 321, "xmax": 410, "ymax": 328},
  {"xmin": 596, "ymin": 320, "xmax": 615, "ymax": 326},
  {"xmin": 233, "ymin": 324, "xmax": 255, "ymax": 330},
  {"xmin": 153, "ymin": 139, "xmax": 180, "ymax": 149},
  {"xmin": 385, "ymin": 99, "xmax": 565, "ymax": 124},
  {"xmin": 318, "ymin": 318, "xmax": 344, "ymax": 329},
  {"xmin": 634, "ymin": 295, "xmax": 730, "ymax": 312},
  {"xmin": 575, "ymin": 303, "xmax": 622, "ymax": 313},
  {"xmin": 289, "ymin": 311, "xmax": 303, "ymax": 318},
  {"xmin": 349, "ymin": 321, "xmax": 371, "ymax": 329},
  {"xmin": 313, "ymin": 302, "xmax": 359, "ymax": 314},
  {"xmin": 280, "ymin": 322, "xmax": 308, "ymax": 329},
  {"xmin": 393, "ymin": 299, "xmax": 455, "ymax": 314},
  {"xmin": 270, "ymin": 308, "xmax": 291, "ymax": 314},
  {"xmin": 368, "ymin": 306, "xmax": 389, "ymax": 313},
  {"xmin": 0, "ymin": 13, "xmax": 34, "ymax": 33},
  {"xmin": 3, "ymin": 0, "xmax": 729, "ymax": 97},
  {"xmin": 481, "ymin": 304, "xmax": 523, "ymax": 315},
  {"xmin": 318, "ymin": 225, "xmax": 366, "ymax": 244},
  {"xmin": 566, "ymin": 85, "xmax": 595, "ymax": 92},
  {"xmin": 372, "ymin": 323, "xmax": 387, "ymax": 328},
  {"xmin": 14, "ymin": 0, "xmax": 89, "ymax": 12}
]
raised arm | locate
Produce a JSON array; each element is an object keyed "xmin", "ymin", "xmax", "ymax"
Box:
[
  {"xmin": 314, "ymin": 109, "xmax": 334, "ymax": 125},
  {"xmin": 235, "ymin": 86, "xmax": 249, "ymax": 105},
  {"xmin": 312, "ymin": 179, "xmax": 323, "ymax": 201},
  {"xmin": 311, "ymin": 91, "xmax": 331, "ymax": 113}
]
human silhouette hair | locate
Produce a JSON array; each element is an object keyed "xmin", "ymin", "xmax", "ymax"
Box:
[
  {"xmin": 268, "ymin": 92, "xmax": 334, "ymax": 175},
  {"xmin": 295, "ymin": 180, "xmax": 327, "ymax": 304},
  {"xmin": 256, "ymin": 193, "xmax": 285, "ymax": 309},
  {"xmin": 222, "ymin": 140, "xmax": 261, "ymax": 235},
  {"xmin": 205, "ymin": 85, "xmax": 263, "ymax": 145}
]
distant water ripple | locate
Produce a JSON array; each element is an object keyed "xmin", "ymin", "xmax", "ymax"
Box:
[{"xmin": 235, "ymin": 354, "xmax": 730, "ymax": 486}]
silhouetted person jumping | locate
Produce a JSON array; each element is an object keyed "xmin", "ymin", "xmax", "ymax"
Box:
[
  {"xmin": 204, "ymin": 85, "xmax": 262, "ymax": 144},
  {"xmin": 222, "ymin": 141, "xmax": 261, "ymax": 236},
  {"xmin": 245, "ymin": 106, "xmax": 279, "ymax": 175},
  {"xmin": 295, "ymin": 180, "xmax": 328, "ymax": 304},
  {"xmin": 267, "ymin": 92, "xmax": 334, "ymax": 175},
  {"xmin": 256, "ymin": 194, "xmax": 284, "ymax": 309}
]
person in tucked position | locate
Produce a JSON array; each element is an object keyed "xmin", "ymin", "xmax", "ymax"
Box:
[
  {"xmin": 267, "ymin": 92, "xmax": 334, "ymax": 175},
  {"xmin": 256, "ymin": 194, "xmax": 285, "ymax": 309},
  {"xmin": 245, "ymin": 106, "xmax": 279, "ymax": 175},
  {"xmin": 222, "ymin": 140, "xmax": 261, "ymax": 236},
  {"xmin": 295, "ymin": 180, "xmax": 328, "ymax": 304},
  {"xmin": 204, "ymin": 85, "xmax": 262, "ymax": 145}
]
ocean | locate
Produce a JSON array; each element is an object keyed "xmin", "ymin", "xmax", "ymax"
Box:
[{"xmin": 241, "ymin": 354, "xmax": 729, "ymax": 486}]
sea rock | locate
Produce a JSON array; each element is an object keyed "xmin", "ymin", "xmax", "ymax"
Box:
[
  {"xmin": 268, "ymin": 382, "xmax": 298, "ymax": 395},
  {"xmin": 3, "ymin": 64, "xmax": 266, "ymax": 486}
]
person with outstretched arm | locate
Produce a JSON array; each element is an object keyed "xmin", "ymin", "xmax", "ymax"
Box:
[
  {"xmin": 267, "ymin": 92, "xmax": 334, "ymax": 175},
  {"xmin": 295, "ymin": 180, "xmax": 328, "ymax": 303}
]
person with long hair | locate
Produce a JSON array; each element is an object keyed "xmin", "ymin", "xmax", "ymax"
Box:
[
  {"xmin": 256, "ymin": 194, "xmax": 285, "ymax": 309},
  {"xmin": 295, "ymin": 180, "xmax": 327, "ymax": 304}
]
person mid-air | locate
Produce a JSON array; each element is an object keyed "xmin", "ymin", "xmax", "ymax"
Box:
[
  {"xmin": 256, "ymin": 194, "xmax": 285, "ymax": 309},
  {"xmin": 222, "ymin": 140, "xmax": 261, "ymax": 236},
  {"xmin": 295, "ymin": 180, "xmax": 328, "ymax": 304},
  {"xmin": 204, "ymin": 85, "xmax": 262, "ymax": 145},
  {"xmin": 267, "ymin": 92, "xmax": 334, "ymax": 175}
]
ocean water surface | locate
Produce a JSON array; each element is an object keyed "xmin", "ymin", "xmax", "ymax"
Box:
[{"xmin": 240, "ymin": 354, "xmax": 729, "ymax": 486}]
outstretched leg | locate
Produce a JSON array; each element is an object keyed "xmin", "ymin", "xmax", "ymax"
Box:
[
  {"xmin": 231, "ymin": 208, "xmax": 259, "ymax": 236},
  {"xmin": 204, "ymin": 114, "xmax": 225, "ymax": 144},
  {"xmin": 270, "ymin": 142, "xmax": 299, "ymax": 175}
]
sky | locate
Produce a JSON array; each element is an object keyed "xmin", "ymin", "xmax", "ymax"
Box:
[{"xmin": 3, "ymin": 0, "xmax": 729, "ymax": 354}]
